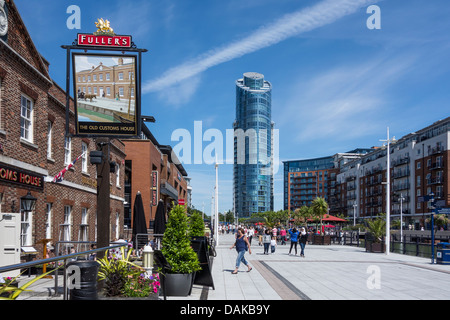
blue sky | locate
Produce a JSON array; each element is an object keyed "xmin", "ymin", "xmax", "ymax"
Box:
[{"xmin": 15, "ymin": 0, "xmax": 450, "ymax": 215}]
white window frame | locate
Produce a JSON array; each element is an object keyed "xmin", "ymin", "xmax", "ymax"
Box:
[
  {"xmin": 64, "ymin": 136, "xmax": 72, "ymax": 165},
  {"xmin": 81, "ymin": 208, "xmax": 88, "ymax": 242},
  {"xmin": 21, "ymin": 209, "xmax": 33, "ymax": 247},
  {"xmin": 47, "ymin": 120, "xmax": 53, "ymax": 159},
  {"xmin": 116, "ymin": 162, "xmax": 120, "ymax": 187},
  {"xmin": 81, "ymin": 142, "xmax": 88, "ymax": 173},
  {"xmin": 63, "ymin": 206, "xmax": 72, "ymax": 244},
  {"xmin": 20, "ymin": 94, "xmax": 33, "ymax": 142},
  {"xmin": 45, "ymin": 203, "xmax": 52, "ymax": 240}
]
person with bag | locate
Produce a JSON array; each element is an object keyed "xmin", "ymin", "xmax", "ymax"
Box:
[
  {"xmin": 299, "ymin": 227, "xmax": 308, "ymax": 257},
  {"xmin": 230, "ymin": 227, "xmax": 252, "ymax": 274},
  {"xmin": 288, "ymin": 227, "xmax": 300, "ymax": 256}
]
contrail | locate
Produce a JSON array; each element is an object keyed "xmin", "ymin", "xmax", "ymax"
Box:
[{"xmin": 143, "ymin": 0, "xmax": 380, "ymax": 93}]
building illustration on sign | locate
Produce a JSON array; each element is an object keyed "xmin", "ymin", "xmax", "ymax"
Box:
[{"xmin": 74, "ymin": 54, "xmax": 136, "ymax": 124}]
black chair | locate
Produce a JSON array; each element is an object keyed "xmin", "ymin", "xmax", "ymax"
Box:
[{"xmin": 153, "ymin": 250, "xmax": 172, "ymax": 300}]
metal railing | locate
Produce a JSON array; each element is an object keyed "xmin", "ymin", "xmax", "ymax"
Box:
[{"xmin": 0, "ymin": 243, "xmax": 127, "ymax": 300}]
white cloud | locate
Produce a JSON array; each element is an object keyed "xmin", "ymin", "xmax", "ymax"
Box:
[
  {"xmin": 276, "ymin": 52, "xmax": 419, "ymax": 143},
  {"xmin": 142, "ymin": 0, "xmax": 379, "ymax": 94}
]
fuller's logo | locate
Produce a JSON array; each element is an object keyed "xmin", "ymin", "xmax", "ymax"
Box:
[{"xmin": 77, "ymin": 18, "xmax": 132, "ymax": 48}]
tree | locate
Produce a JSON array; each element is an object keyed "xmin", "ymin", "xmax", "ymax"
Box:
[
  {"xmin": 162, "ymin": 205, "xmax": 201, "ymax": 274},
  {"xmin": 189, "ymin": 211, "xmax": 205, "ymax": 237},
  {"xmin": 293, "ymin": 206, "xmax": 311, "ymax": 226},
  {"xmin": 311, "ymin": 197, "xmax": 328, "ymax": 235}
]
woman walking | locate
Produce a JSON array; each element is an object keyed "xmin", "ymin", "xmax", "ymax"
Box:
[
  {"xmin": 230, "ymin": 228, "xmax": 252, "ymax": 274},
  {"xmin": 299, "ymin": 227, "xmax": 308, "ymax": 257},
  {"xmin": 288, "ymin": 227, "xmax": 300, "ymax": 256},
  {"xmin": 263, "ymin": 229, "xmax": 272, "ymax": 255}
]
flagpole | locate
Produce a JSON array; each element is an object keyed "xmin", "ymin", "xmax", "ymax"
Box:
[{"xmin": 215, "ymin": 160, "xmax": 219, "ymax": 247}]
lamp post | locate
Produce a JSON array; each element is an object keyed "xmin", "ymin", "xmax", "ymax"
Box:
[
  {"xmin": 353, "ymin": 203, "xmax": 357, "ymax": 226},
  {"xmin": 429, "ymin": 192, "xmax": 435, "ymax": 264},
  {"xmin": 215, "ymin": 161, "xmax": 219, "ymax": 247},
  {"xmin": 380, "ymin": 127, "xmax": 396, "ymax": 255},
  {"xmin": 399, "ymin": 193, "xmax": 405, "ymax": 242}
]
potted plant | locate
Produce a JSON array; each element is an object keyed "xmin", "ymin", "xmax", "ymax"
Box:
[
  {"xmin": 311, "ymin": 197, "xmax": 331, "ymax": 245},
  {"xmin": 366, "ymin": 214, "xmax": 386, "ymax": 253},
  {"xmin": 160, "ymin": 204, "xmax": 201, "ymax": 296},
  {"xmin": 97, "ymin": 244, "xmax": 159, "ymax": 299}
]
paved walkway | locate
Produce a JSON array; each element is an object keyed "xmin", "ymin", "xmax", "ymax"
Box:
[{"xmin": 13, "ymin": 232, "xmax": 450, "ymax": 300}]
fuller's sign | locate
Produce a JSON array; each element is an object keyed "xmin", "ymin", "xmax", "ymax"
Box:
[
  {"xmin": 0, "ymin": 164, "xmax": 44, "ymax": 190},
  {"xmin": 77, "ymin": 34, "xmax": 132, "ymax": 48},
  {"xmin": 77, "ymin": 18, "xmax": 132, "ymax": 48}
]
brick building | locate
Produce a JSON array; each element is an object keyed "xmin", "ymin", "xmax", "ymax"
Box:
[
  {"xmin": 0, "ymin": 0, "xmax": 126, "ymax": 260},
  {"xmin": 124, "ymin": 124, "xmax": 188, "ymax": 233}
]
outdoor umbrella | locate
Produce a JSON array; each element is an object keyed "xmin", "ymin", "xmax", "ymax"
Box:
[
  {"xmin": 153, "ymin": 200, "xmax": 166, "ymax": 235},
  {"xmin": 132, "ymin": 191, "xmax": 148, "ymax": 249},
  {"xmin": 153, "ymin": 200, "xmax": 166, "ymax": 250}
]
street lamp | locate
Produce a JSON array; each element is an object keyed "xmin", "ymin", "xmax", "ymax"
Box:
[
  {"xmin": 380, "ymin": 127, "xmax": 396, "ymax": 255},
  {"xmin": 429, "ymin": 192, "xmax": 435, "ymax": 264},
  {"xmin": 399, "ymin": 193, "xmax": 405, "ymax": 242},
  {"xmin": 353, "ymin": 203, "xmax": 357, "ymax": 226},
  {"xmin": 21, "ymin": 191, "xmax": 37, "ymax": 212}
]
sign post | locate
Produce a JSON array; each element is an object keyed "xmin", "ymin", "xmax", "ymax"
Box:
[{"xmin": 62, "ymin": 19, "xmax": 147, "ymax": 254}]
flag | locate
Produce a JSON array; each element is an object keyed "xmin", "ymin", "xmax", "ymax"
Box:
[{"xmin": 53, "ymin": 152, "xmax": 86, "ymax": 183}]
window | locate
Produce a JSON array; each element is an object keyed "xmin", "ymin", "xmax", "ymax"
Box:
[
  {"xmin": 116, "ymin": 163, "xmax": 120, "ymax": 187},
  {"xmin": 81, "ymin": 142, "xmax": 88, "ymax": 173},
  {"xmin": 106, "ymin": 87, "xmax": 111, "ymax": 96},
  {"xmin": 99, "ymin": 74, "xmax": 103, "ymax": 81},
  {"xmin": 64, "ymin": 136, "xmax": 72, "ymax": 165},
  {"xmin": 118, "ymin": 72, "xmax": 123, "ymax": 80},
  {"xmin": 20, "ymin": 95, "xmax": 33, "ymax": 142},
  {"xmin": 21, "ymin": 208, "xmax": 33, "ymax": 247},
  {"xmin": 93, "ymin": 74, "xmax": 97, "ymax": 81},
  {"xmin": 115, "ymin": 212, "xmax": 120, "ymax": 240},
  {"xmin": 45, "ymin": 203, "xmax": 52, "ymax": 240},
  {"xmin": 80, "ymin": 208, "xmax": 88, "ymax": 242},
  {"xmin": 119, "ymin": 87, "xmax": 124, "ymax": 97},
  {"xmin": 106, "ymin": 73, "xmax": 110, "ymax": 80},
  {"xmin": 47, "ymin": 121, "xmax": 53, "ymax": 158},
  {"xmin": 87, "ymin": 76, "xmax": 91, "ymax": 82},
  {"xmin": 63, "ymin": 206, "xmax": 72, "ymax": 253}
]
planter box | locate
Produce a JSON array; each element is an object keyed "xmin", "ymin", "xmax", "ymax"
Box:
[
  {"xmin": 98, "ymin": 292, "xmax": 159, "ymax": 300},
  {"xmin": 366, "ymin": 241, "xmax": 385, "ymax": 253},
  {"xmin": 161, "ymin": 273, "xmax": 193, "ymax": 296},
  {"xmin": 312, "ymin": 235, "xmax": 331, "ymax": 245}
]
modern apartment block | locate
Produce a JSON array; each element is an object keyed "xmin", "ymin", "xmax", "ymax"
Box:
[
  {"xmin": 233, "ymin": 72, "xmax": 274, "ymax": 218},
  {"xmin": 284, "ymin": 149, "xmax": 373, "ymax": 213},
  {"xmin": 336, "ymin": 117, "xmax": 449, "ymax": 229}
]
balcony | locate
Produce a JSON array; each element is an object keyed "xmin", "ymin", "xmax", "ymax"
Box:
[{"xmin": 392, "ymin": 157, "xmax": 410, "ymax": 167}]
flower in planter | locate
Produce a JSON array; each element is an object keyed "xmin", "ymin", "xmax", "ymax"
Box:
[
  {"xmin": 122, "ymin": 270, "xmax": 160, "ymax": 298},
  {"xmin": 97, "ymin": 246, "xmax": 159, "ymax": 298}
]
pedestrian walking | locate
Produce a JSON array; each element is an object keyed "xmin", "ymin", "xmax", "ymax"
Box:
[
  {"xmin": 299, "ymin": 227, "xmax": 308, "ymax": 257},
  {"xmin": 288, "ymin": 228, "xmax": 300, "ymax": 256},
  {"xmin": 280, "ymin": 227, "xmax": 287, "ymax": 245},
  {"xmin": 248, "ymin": 226, "xmax": 254, "ymax": 245},
  {"xmin": 230, "ymin": 227, "xmax": 252, "ymax": 274},
  {"xmin": 263, "ymin": 229, "xmax": 271, "ymax": 254},
  {"xmin": 270, "ymin": 236, "xmax": 277, "ymax": 254}
]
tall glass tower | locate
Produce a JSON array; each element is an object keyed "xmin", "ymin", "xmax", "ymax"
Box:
[{"xmin": 233, "ymin": 72, "xmax": 274, "ymax": 218}]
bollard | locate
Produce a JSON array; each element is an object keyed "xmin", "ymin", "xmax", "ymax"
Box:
[{"xmin": 142, "ymin": 245, "xmax": 154, "ymax": 271}]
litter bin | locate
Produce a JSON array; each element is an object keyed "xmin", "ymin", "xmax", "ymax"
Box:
[
  {"xmin": 436, "ymin": 243, "xmax": 450, "ymax": 265},
  {"xmin": 67, "ymin": 260, "xmax": 99, "ymax": 300}
]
